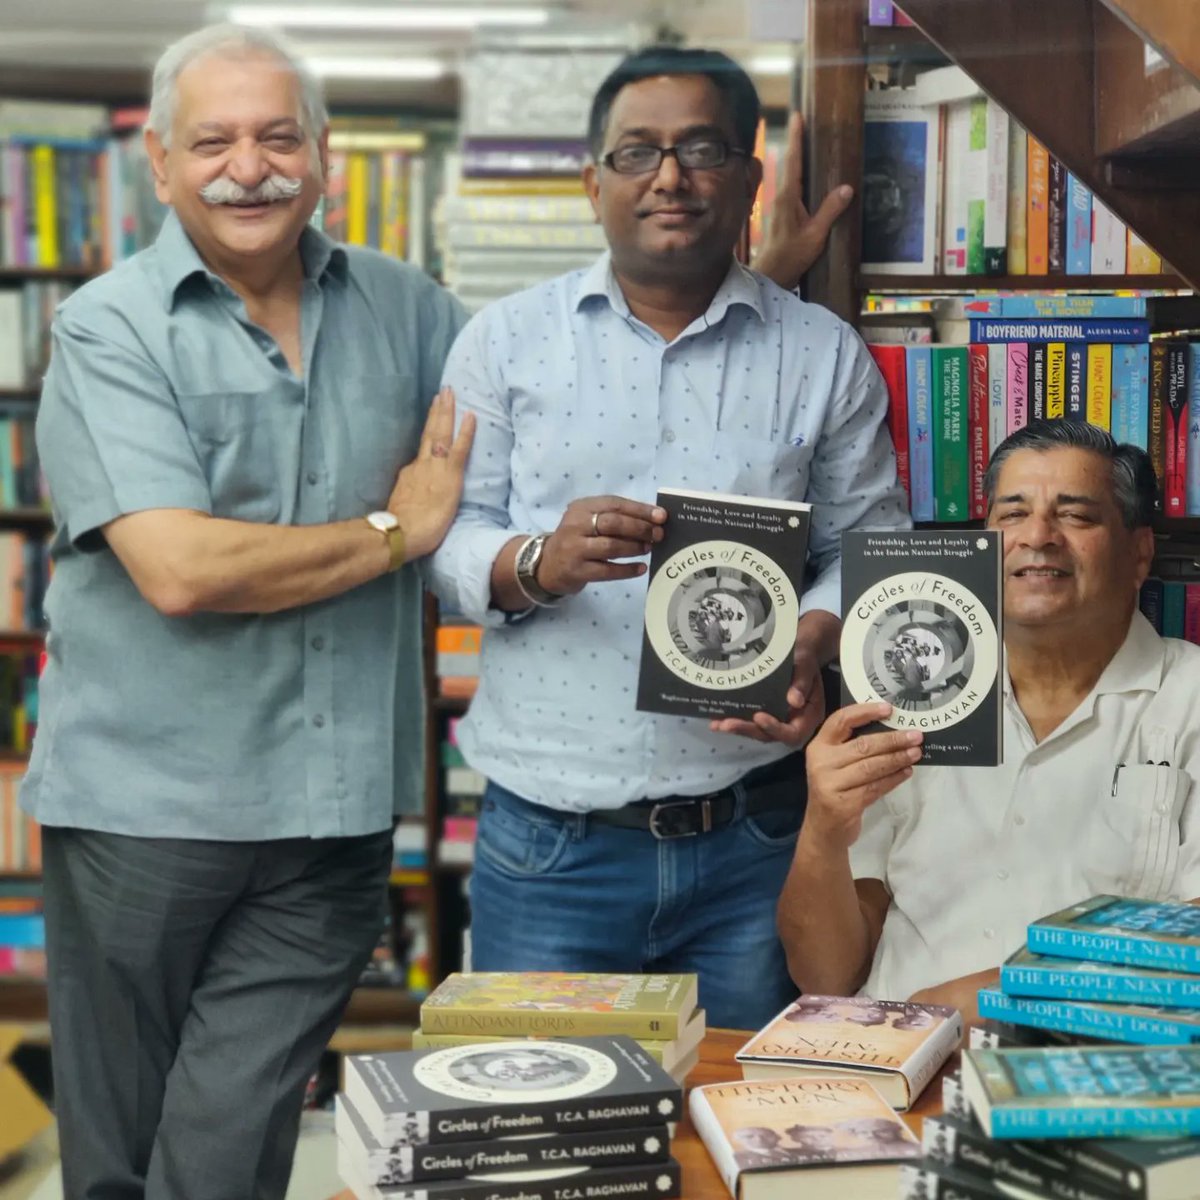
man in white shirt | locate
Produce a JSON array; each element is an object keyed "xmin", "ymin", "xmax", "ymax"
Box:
[{"xmin": 778, "ymin": 420, "xmax": 1200, "ymax": 1019}]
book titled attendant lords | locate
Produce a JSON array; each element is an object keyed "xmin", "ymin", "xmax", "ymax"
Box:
[
  {"xmin": 735, "ymin": 995, "xmax": 962, "ymax": 1111},
  {"xmin": 690, "ymin": 1076, "xmax": 921, "ymax": 1200},
  {"xmin": 636, "ymin": 489, "xmax": 811, "ymax": 722},
  {"xmin": 840, "ymin": 529, "xmax": 1003, "ymax": 765}
]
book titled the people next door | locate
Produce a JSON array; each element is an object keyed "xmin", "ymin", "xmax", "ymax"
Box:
[
  {"xmin": 840, "ymin": 529, "xmax": 1003, "ymax": 766},
  {"xmin": 636, "ymin": 488, "xmax": 812, "ymax": 722}
]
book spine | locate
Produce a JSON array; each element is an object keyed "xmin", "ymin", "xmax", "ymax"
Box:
[
  {"xmin": 1185, "ymin": 583, "xmax": 1200, "ymax": 645},
  {"xmin": 1126, "ymin": 228, "xmax": 1162, "ymax": 274},
  {"xmin": 942, "ymin": 103, "xmax": 971, "ymax": 275},
  {"xmin": 983, "ymin": 100, "xmax": 1009, "ymax": 275},
  {"xmin": 1048, "ymin": 156, "xmax": 1067, "ymax": 274},
  {"xmin": 1029, "ymin": 344, "xmax": 1047, "ymax": 421},
  {"xmin": 1047, "ymin": 1143, "xmax": 1149, "ymax": 1198},
  {"xmin": 420, "ymin": 1007, "xmax": 685, "ymax": 1038},
  {"xmin": 1007, "ymin": 123, "xmax": 1028, "ymax": 275},
  {"xmin": 1163, "ymin": 581, "xmax": 1186, "ymax": 639},
  {"xmin": 977, "ymin": 988, "xmax": 1200, "ymax": 1046},
  {"xmin": 967, "ymin": 320, "xmax": 1149, "ymax": 344},
  {"xmin": 1091, "ymin": 198, "xmax": 1125, "ymax": 274},
  {"xmin": 1006, "ymin": 342, "xmax": 1028, "ymax": 436},
  {"xmin": 1026, "ymin": 925, "xmax": 1200, "ymax": 973},
  {"xmin": 1026, "ymin": 135, "xmax": 1050, "ymax": 276},
  {"xmin": 868, "ymin": 344, "xmax": 911, "ymax": 501},
  {"xmin": 966, "ymin": 98, "xmax": 988, "ymax": 275},
  {"xmin": 1189, "ymin": 343, "xmax": 1200, "ymax": 516},
  {"xmin": 969, "ymin": 343, "xmax": 990, "ymax": 519},
  {"xmin": 1165, "ymin": 341, "xmax": 1189, "ymax": 518},
  {"xmin": 965, "ymin": 296, "xmax": 1145, "ymax": 319},
  {"xmin": 933, "ymin": 346, "xmax": 969, "ymax": 520},
  {"xmin": 900, "ymin": 1164, "xmax": 1012, "ymax": 1200},
  {"xmin": 905, "ymin": 1011, "xmax": 963, "ymax": 1107},
  {"xmin": 1065, "ymin": 344, "xmax": 1086, "ymax": 421},
  {"xmin": 991, "ymin": 1102, "xmax": 1200, "ymax": 1139},
  {"xmin": 1140, "ymin": 578, "xmax": 1165, "ymax": 633},
  {"xmin": 1150, "ymin": 341, "xmax": 1168, "ymax": 510},
  {"xmin": 688, "ymin": 1088, "xmax": 739, "ymax": 1198},
  {"xmin": 1086, "ymin": 344, "xmax": 1112, "ymax": 431},
  {"xmin": 393, "ymin": 1160, "xmax": 682, "ymax": 1200},
  {"xmin": 1046, "ymin": 343, "xmax": 1066, "ymax": 419},
  {"xmin": 907, "ymin": 345, "xmax": 935, "ymax": 522},
  {"xmin": 1124, "ymin": 342, "xmax": 1150, "ymax": 450},
  {"xmin": 1001, "ymin": 961, "xmax": 1200, "ymax": 1007},
  {"xmin": 988, "ymin": 342, "xmax": 1007, "ymax": 458},
  {"xmin": 1066, "ymin": 172, "xmax": 1092, "ymax": 275}
]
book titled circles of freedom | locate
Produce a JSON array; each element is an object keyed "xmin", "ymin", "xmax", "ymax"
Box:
[{"xmin": 840, "ymin": 531, "xmax": 1004, "ymax": 766}]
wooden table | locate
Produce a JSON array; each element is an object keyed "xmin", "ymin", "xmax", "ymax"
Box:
[{"xmin": 328, "ymin": 1028, "xmax": 948, "ymax": 1200}]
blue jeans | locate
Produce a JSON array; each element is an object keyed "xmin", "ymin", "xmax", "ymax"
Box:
[{"xmin": 469, "ymin": 781, "xmax": 804, "ymax": 1031}]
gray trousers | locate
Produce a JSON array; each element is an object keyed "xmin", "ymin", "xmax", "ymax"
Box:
[{"xmin": 42, "ymin": 826, "xmax": 393, "ymax": 1200}]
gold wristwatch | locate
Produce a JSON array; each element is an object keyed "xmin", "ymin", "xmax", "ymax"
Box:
[{"xmin": 366, "ymin": 511, "xmax": 406, "ymax": 571}]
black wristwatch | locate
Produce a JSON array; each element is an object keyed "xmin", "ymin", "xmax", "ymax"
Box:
[{"xmin": 514, "ymin": 533, "xmax": 563, "ymax": 607}]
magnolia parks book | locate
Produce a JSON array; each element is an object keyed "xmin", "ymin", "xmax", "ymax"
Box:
[
  {"xmin": 637, "ymin": 488, "xmax": 812, "ymax": 721},
  {"xmin": 840, "ymin": 529, "xmax": 1003, "ymax": 765}
]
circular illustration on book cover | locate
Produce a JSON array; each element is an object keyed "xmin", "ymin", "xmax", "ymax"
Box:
[
  {"xmin": 412, "ymin": 1041, "xmax": 617, "ymax": 1104},
  {"xmin": 644, "ymin": 540, "xmax": 799, "ymax": 687},
  {"xmin": 841, "ymin": 572, "xmax": 997, "ymax": 729}
]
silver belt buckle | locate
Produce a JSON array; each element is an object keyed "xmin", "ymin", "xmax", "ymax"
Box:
[{"xmin": 648, "ymin": 796, "xmax": 715, "ymax": 840}]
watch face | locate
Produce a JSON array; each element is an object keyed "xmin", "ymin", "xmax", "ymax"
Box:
[{"xmin": 368, "ymin": 510, "xmax": 398, "ymax": 533}]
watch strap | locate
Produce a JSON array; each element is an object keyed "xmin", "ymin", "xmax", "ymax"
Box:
[{"xmin": 515, "ymin": 534, "xmax": 562, "ymax": 607}]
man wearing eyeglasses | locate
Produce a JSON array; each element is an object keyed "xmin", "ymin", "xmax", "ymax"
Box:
[{"xmin": 429, "ymin": 46, "xmax": 909, "ymax": 1029}]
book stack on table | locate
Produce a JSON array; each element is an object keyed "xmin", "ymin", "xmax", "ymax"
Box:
[{"xmin": 902, "ymin": 894, "xmax": 1200, "ymax": 1198}]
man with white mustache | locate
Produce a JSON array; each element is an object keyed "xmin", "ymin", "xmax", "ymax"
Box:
[
  {"xmin": 21, "ymin": 23, "xmax": 476, "ymax": 1200},
  {"xmin": 779, "ymin": 420, "xmax": 1200, "ymax": 1022}
]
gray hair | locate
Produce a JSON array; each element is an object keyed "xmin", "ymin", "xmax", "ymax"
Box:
[
  {"xmin": 983, "ymin": 419, "xmax": 1158, "ymax": 529},
  {"xmin": 148, "ymin": 24, "xmax": 328, "ymax": 147}
]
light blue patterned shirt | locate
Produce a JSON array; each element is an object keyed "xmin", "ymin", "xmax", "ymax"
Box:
[
  {"xmin": 22, "ymin": 211, "xmax": 466, "ymax": 839},
  {"xmin": 429, "ymin": 254, "xmax": 910, "ymax": 812}
]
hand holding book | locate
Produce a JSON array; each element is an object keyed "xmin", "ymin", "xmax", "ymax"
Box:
[{"xmin": 537, "ymin": 495, "xmax": 666, "ymax": 595}]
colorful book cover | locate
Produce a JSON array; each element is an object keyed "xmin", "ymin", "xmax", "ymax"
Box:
[
  {"xmin": 942, "ymin": 102, "xmax": 972, "ymax": 275},
  {"xmin": 1163, "ymin": 581, "xmax": 1186, "ymax": 639},
  {"xmin": 1065, "ymin": 172, "xmax": 1092, "ymax": 275},
  {"xmin": 735, "ymin": 995, "xmax": 962, "ymax": 1110},
  {"xmin": 967, "ymin": 319, "xmax": 1150, "ymax": 344},
  {"xmin": 1113, "ymin": 342, "xmax": 1150, "ymax": 450},
  {"xmin": 1001, "ymin": 946, "xmax": 1200, "ymax": 1008},
  {"xmin": 1090, "ymin": 197, "xmax": 1125, "ymax": 275},
  {"xmin": 1189, "ymin": 343, "xmax": 1200, "ymax": 516},
  {"xmin": 1164, "ymin": 341, "xmax": 1189, "ymax": 518},
  {"xmin": 1127, "ymin": 228, "xmax": 1162, "ymax": 274},
  {"xmin": 868, "ymin": 344, "xmax": 911, "ymax": 500},
  {"xmin": 1006, "ymin": 342, "xmax": 1028, "ymax": 437},
  {"xmin": 1006, "ymin": 124, "xmax": 1027, "ymax": 275},
  {"xmin": 906, "ymin": 346, "xmax": 935, "ymax": 522},
  {"xmin": 1046, "ymin": 343, "xmax": 1066, "ymax": 419},
  {"xmin": 1185, "ymin": 584, "xmax": 1200, "ymax": 646},
  {"xmin": 983, "ymin": 100, "xmax": 1009, "ymax": 275},
  {"xmin": 987, "ymin": 343, "xmax": 1007, "ymax": 465},
  {"xmin": 968, "ymin": 344, "xmax": 989, "ymax": 519},
  {"xmin": 1028, "ymin": 895, "xmax": 1200, "ymax": 974},
  {"xmin": 977, "ymin": 988, "xmax": 1200, "ymax": 1047},
  {"xmin": 1026, "ymin": 135, "xmax": 1050, "ymax": 276},
  {"xmin": 1086, "ymin": 344, "xmax": 1112, "ymax": 431},
  {"xmin": 1065, "ymin": 344, "xmax": 1086, "ymax": 421},
  {"xmin": 931, "ymin": 346, "xmax": 969, "ymax": 520},
  {"xmin": 1150, "ymin": 342, "xmax": 1168, "ymax": 511},
  {"xmin": 963, "ymin": 1044, "xmax": 1200, "ymax": 1138},
  {"xmin": 1028, "ymin": 344, "xmax": 1047, "ymax": 421},
  {"xmin": 965, "ymin": 98, "xmax": 988, "ymax": 275},
  {"xmin": 963, "ymin": 295, "xmax": 1146, "ymax": 318},
  {"xmin": 420, "ymin": 974, "xmax": 699, "ymax": 1039},
  {"xmin": 868, "ymin": 0, "xmax": 896, "ymax": 24},
  {"xmin": 1048, "ymin": 156, "xmax": 1067, "ymax": 274}
]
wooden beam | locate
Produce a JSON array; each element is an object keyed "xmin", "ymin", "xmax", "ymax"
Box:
[
  {"xmin": 1097, "ymin": 0, "xmax": 1200, "ymax": 86},
  {"xmin": 895, "ymin": 0, "xmax": 1200, "ymax": 288},
  {"xmin": 801, "ymin": 0, "xmax": 865, "ymax": 323}
]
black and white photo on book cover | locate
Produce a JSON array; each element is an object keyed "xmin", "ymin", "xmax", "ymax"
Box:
[
  {"xmin": 840, "ymin": 530, "xmax": 1003, "ymax": 766},
  {"xmin": 636, "ymin": 488, "xmax": 812, "ymax": 721}
]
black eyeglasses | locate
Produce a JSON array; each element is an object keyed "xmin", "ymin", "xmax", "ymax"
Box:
[{"xmin": 602, "ymin": 137, "xmax": 747, "ymax": 176}]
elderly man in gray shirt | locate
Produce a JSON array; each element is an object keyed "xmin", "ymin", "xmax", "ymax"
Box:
[{"xmin": 19, "ymin": 24, "xmax": 473, "ymax": 1200}]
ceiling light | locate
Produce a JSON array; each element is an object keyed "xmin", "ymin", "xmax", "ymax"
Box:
[
  {"xmin": 306, "ymin": 56, "xmax": 448, "ymax": 79},
  {"xmin": 748, "ymin": 55, "xmax": 796, "ymax": 76},
  {"xmin": 227, "ymin": 5, "xmax": 551, "ymax": 30}
]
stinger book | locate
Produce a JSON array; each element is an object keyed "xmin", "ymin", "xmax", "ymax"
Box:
[
  {"xmin": 637, "ymin": 488, "xmax": 811, "ymax": 721},
  {"xmin": 840, "ymin": 529, "xmax": 1003, "ymax": 766}
]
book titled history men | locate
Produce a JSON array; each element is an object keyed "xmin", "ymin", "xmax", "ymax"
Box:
[
  {"xmin": 637, "ymin": 488, "xmax": 811, "ymax": 722},
  {"xmin": 840, "ymin": 529, "xmax": 1003, "ymax": 766}
]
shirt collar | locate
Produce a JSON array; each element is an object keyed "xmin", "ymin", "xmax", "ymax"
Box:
[
  {"xmin": 572, "ymin": 251, "xmax": 765, "ymax": 325},
  {"xmin": 155, "ymin": 209, "xmax": 348, "ymax": 310}
]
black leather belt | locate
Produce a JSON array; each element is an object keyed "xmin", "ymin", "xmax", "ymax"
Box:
[{"xmin": 589, "ymin": 756, "xmax": 806, "ymax": 840}]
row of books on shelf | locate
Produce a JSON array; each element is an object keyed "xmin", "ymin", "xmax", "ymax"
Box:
[
  {"xmin": 869, "ymin": 318, "xmax": 1198, "ymax": 523},
  {"xmin": 0, "ymin": 532, "xmax": 49, "ymax": 632},
  {"xmin": 864, "ymin": 69, "xmax": 1170, "ymax": 278},
  {"xmin": 437, "ymin": 620, "xmax": 481, "ymax": 700},
  {"xmin": 1139, "ymin": 579, "xmax": 1200, "ymax": 642},
  {"xmin": 0, "ymin": 279, "xmax": 74, "ymax": 390},
  {"xmin": 359, "ymin": 879, "xmax": 431, "ymax": 998},
  {"xmin": 0, "ymin": 648, "xmax": 38, "ymax": 755},
  {"xmin": 439, "ymin": 717, "xmax": 482, "ymax": 866}
]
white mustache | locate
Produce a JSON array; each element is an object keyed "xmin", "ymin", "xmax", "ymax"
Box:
[{"xmin": 199, "ymin": 174, "xmax": 304, "ymax": 205}]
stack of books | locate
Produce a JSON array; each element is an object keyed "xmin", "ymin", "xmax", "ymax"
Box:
[
  {"xmin": 411, "ymin": 972, "xmax": 705, "ymax": 1086},
  {"xmin": 335, "ymin": 1033, "xmax": 683, "ymax": 1200}
]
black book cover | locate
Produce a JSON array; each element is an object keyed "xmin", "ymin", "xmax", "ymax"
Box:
[
  {"xmin": 343, "ymin": 1035, "xmax": 682, "ymax": 1148},
  {"xmin": 636, "ymin": 488, "xmax": 811, "ymax": 721},
  {"xmin": 840, "ymin": 530, "xmax": 1003, "ymax": 767},
  {"xmin": 900, "ymin": 1161, "xmax": 1012, "ymax": 1199},
  {"xmin": 1065, "ymin": 344, "xmax": 1086, "ymax": 421}
]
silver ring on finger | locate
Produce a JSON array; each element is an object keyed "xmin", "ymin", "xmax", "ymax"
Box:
[{"xmin": 591, "ymin": 511, "xmax": 602, "ymax": 537}]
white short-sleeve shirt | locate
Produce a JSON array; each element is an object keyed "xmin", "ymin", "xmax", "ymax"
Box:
[{"xmin": 849, "ymin": 611, "xmax": 1200, "ymax": 1001}]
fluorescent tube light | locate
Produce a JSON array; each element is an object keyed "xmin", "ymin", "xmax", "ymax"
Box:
[
  {"xmin": 227, "ymin": 5, "xmax": 551, "ymax": 30},
  {"xmin": 748, "ymin": 55, "xmax": 796, "ymax": 76},
  {"xmin": 306, "ymin": 56, "xmax": 448, "ymax": 79}
]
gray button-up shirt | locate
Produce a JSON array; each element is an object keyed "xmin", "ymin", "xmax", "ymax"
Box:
[{"xmin": 20, "ymin": 212, "xmax": 466, "ymax": 839}]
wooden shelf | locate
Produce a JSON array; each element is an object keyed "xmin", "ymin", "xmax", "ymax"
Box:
[
  {"xmin": 0, "ymin": 389, "xmax": 39, "ymax": 401},
  {"xmin": 0, "ymin": 630, "xmax": 46, "ymax": 644},
  {"xmin": 0, "ymin": 978, "xmax": 47, "ymax": 1022},
  {"xmin": 432, "ymin": 694, "xmax": 471, "ymax": 714},
  {"xmin": 859, "ymin": 273, "xmax": 1190, "ymax": 293},
  {"xmin": 0, "ymin": 509, "xmax": 52, "ymax": 531},
  {"xmin": 0, "ymin": 266, "xmax": 94, "ymax": 282},
  {"xmin": 341, "ymin": 985, "xmax": 421, "ymax": 1026}
]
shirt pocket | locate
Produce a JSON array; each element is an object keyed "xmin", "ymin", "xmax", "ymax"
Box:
[
  {"xmin": 176, "ymin": 385, "xmax": 298, "ymax": 522},
  {"xmin": 343, "ymin": 372, "xmax": 421, "ymax": 509},
  {"xmin": 1083, "ymin": 764, "xmax": 1192, "ymax": 900},
  {"xmin": 712, "ymin": 431, "xmax": 813, "ymax": 498}
]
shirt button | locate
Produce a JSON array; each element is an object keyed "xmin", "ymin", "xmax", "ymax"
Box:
[
  {"xmin": 307, "ymin": 471, "xmax": 319, "ymax": 486},
  {"xmin": 312, "ymin": 713, "xmax": 325, "ymax": 728},
  {"xmin": 311, "ymin": 636, "xmax": 325, "ymax": 651},
  {"xmin": 1013, "ymin": 815, "xmax": 1026, "ymax": 826},
  {"xmin": 983, "ymin": 928, "xmax": 996, "ymax": 939},
  {"xmin": 997, "ymin": 869, "xmax": 1009, "ymax": 881},
  {"xmin": 663, "ymin": 430, "xmax": 676, "ymax": 444}
]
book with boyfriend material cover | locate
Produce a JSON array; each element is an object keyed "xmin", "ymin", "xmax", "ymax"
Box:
[
  {"xmin": 420, "ymin": 973, "xmax": 697, "ymax": 1039},
  {"xmin": 343, "ymin": 1036, "xmax": 682, "ymax": 1148},
  {"xmin": 1001, "ymin": 946, "xmax": 1200, "ymax": 1008},
  {"xmin": 637, "ymin": 488, "xmax": 811, "ymax": 721},
  {"xmin": 961, "ymin": 1045, "xmax": 1200, "ymax": 1138},
  {"xmin": 735, "ymin": 995, "xmax": 961, "ymax": 1111},
  {"xmin": 840, "ymin": 529, "xmax": 1003, "ymax": 766},
  {"xmin": 690, "ymin": 1076, "xmax": 921, "ymax": 1200},
  {"xmin": 1027, "ymin": 896, "xmax": 1200, "ymax": 974}
]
